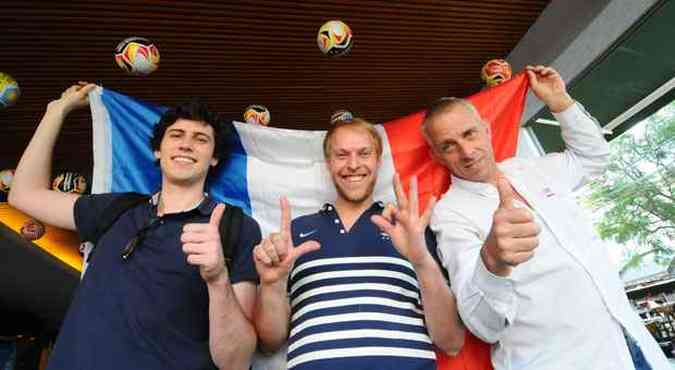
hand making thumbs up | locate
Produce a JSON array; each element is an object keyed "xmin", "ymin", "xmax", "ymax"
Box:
[
  {"xmin": 253, "ymin": 197, "xmax": 321, "ymax": 285},
  {"xmin": 182, "ymin": 203, "xmax": 229, "ymax": 283},
  {"xmin": 481, "ymin": 177, "xmax": 541, "ymax": 277}
]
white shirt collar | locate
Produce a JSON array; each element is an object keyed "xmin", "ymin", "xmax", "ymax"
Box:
[{"xmin": 450, "ymin": 174, "xmax": 499, "ymax": 199}]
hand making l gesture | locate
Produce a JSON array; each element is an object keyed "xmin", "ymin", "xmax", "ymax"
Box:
[{"xmin": 253, "ymin": 197, "xmax": 321, "ymax": 285}]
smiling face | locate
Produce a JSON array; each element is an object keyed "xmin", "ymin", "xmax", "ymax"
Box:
[
  {"xmin": 154, "ymin": 118, "xmax": 218, "ymax": 187},
  {"xmin": 425, "ymin": 104, "xmax": 498, "ymax": 183},
  {"xmin": 326, "ymin": 125, "xmax": 381, "ymax": 207}
]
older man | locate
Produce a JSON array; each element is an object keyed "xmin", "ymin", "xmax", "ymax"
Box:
[{"xmin": 423, "ymin": 66, "xmax": 669, "ymax": 370}]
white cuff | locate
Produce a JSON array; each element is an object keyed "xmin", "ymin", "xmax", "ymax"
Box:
[{"xmin": 473, "ymin": 256, "xmax": 516, "ymax": 308}]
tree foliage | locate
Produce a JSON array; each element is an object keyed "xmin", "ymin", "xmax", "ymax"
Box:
[{"xmin": 585, "ymin": 102, "xmax": 675, "ymax": 273}]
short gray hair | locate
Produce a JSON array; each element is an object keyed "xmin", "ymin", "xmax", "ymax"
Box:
[{"xmin": 420, "ymin": 97, "xmax": 484, "ymax": 141}]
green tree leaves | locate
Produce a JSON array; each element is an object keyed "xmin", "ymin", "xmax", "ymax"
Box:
[{"xmin": 585, "ymin": 102, "xmax": 675, "ymax": 273}]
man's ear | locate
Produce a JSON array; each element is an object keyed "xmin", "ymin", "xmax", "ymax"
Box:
[
  {"xmin": 484, "ymin": 120, "xmax": 493, "ymax": 138},
  {"xmin": 210, "ymin": 158, "xmax": 219, "ymax": 167},
  {"xmin": 154, "ymin": 150, "xmax": 161, "ymax": 160}
]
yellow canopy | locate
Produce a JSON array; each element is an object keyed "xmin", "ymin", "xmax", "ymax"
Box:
[{"xmin": 0, "ymin": 202, "xmax": 82, "ymax": 272}]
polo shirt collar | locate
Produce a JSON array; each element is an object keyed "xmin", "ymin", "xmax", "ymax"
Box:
[
  {"xmin": 150, "ymin": 191, "xmax": 215, "ymax": 216},
  {"xmin": 320, "ymin": 201, "xmax": 385, "ymax": 215}
]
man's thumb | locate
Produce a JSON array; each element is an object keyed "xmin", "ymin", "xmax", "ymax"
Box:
[
  {"xmin": 210, "ymin": 203, "xmax": 226, "ymax": 225},
  {"xmin": 497, "ymin": 177, "xmax": 514, "ymax": 209},
  {"xmin": 294, "ymin": 240, "xmax": 321, "ymax": 259}
]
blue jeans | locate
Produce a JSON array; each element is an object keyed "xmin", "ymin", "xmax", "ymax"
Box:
[{"xmin": 626, "ymin": 334, "xmax": 653, "ymax": 370}]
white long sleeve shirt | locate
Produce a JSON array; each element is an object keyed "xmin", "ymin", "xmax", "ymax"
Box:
[{"xmin": 430, "ymin": 103, "xmax": 670, "ymax": 370}]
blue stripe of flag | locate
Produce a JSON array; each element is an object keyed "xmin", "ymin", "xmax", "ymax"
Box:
[
  {"xmin": 208, "ymin": 126, "xmax": 252, "ymax": 215},
  {"xmin": 99, "ymin": 88, "xmax": 251, "ymax": 214}
]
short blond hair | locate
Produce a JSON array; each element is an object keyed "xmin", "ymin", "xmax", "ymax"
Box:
[{"xmin": 323, "ymin": 118, "xmax": 383, "ymax": 159}]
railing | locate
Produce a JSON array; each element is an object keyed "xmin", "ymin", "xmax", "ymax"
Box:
[{"xmin": 643, "ymin": 303, "xmax": 675, "ymax": 353}]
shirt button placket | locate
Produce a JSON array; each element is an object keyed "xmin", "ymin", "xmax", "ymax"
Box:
[{"xmin": 334, "ymin": 218, "xmax": 345, "ymax": 234}]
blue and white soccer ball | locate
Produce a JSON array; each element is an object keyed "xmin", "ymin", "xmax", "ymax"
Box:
[
  {"xmin": 330, "ymin": 110, "xmax": 354, "ymax": 124},
  {"xmin": 0, "ymin": 169, "xmax": 14, "ymax": 193},
  {"xmin": 0, "ymin": 73, "xmax": 20, "ymax": 108}
]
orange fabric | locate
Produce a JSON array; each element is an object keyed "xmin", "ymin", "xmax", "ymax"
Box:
[
  {"xmin": 470, "ymin": 73, "xmax": 529, "ymax": 163},
  {"xmin": 384, "ymin": 74, "xmax": 530, "ymax": 370},
  {"xmin": 382, "ymin": 110, "xmax": 450, "ymax": 208},
  {"xmin": 436, "ymin": 332, "xmax": 492, "ymax": 370},
  {"xmin": 0, "ymin": 202, "xmax": 82, "ymax": 271}
]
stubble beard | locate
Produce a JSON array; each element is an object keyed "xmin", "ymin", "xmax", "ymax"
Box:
[{"xmin": 333, "ymin": 175, "xmax": 377, "ymax": 206}]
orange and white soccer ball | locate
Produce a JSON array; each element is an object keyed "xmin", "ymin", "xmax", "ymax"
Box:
[
  {"xmin": 317, "ymin": 20, "xmax": 353, "ymax": 56},
  {"xmin": 114, "ymin": 37, "xmax": 160, "ymax": 76},
  {"xmin": 244, "ymin": 105, "xmax": 271, "ymax": 126},
  {"xmin": 481, "ymin": 59, "xmax": 513, "ymax": 87}
]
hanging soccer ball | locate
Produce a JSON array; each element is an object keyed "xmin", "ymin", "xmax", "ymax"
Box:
[
  {"xmin": 0, "ymin": 73, "xmax": 20, "ymax": 108},
  {"xmin": 20, "ymin": 219, "xmax": 45, "ymax": 241},
  {"xmin": 330, "ymin": 110, "xmax": 354, "ymax": 124},
  {"xmin": 0, "ymin": 169, "xmax": 14, "ymax": 193},
  {"xmin": 114, "ymin": 37, "xmax": 160, "ymax": 76},
  {"xmin": 52, "ymin": 171, "xmax": 87, "ymax": 194},
  {"xmin": 481, "ymin": 59, "xmax": 513, "ymax": 87},
  {"xmin": 244, "ymin": 105, "xmax": 271, "ymax": 126},
  {"xmin": 317, "ymin": 20, "xmax": 353, "ymax": 56}
]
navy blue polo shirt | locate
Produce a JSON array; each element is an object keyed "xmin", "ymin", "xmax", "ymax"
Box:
[
  {"xmin": 47, "ymin": 193, "xmax": 261, "ymax": 370},
  {"xmin": 287, "ymin": 202, "xmax": 442, "ymax": 370}
]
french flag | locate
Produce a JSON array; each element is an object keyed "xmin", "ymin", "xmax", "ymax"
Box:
[{"xmin": 88, "ymin": 74, "xmax": 529, "ymax": 370}]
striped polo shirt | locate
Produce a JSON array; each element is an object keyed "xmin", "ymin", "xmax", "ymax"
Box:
[{"xmin": 288, "ymin": 202, "xmax": 438, "ymax": 370}]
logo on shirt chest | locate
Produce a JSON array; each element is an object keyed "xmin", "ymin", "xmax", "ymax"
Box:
[
  {"xmin": 298, "ymin": 229, "xmax": 318, "ymax": 238},
  {"xmin": 542, "ymin": 186, "xmax": 556, "ymax": 197}
]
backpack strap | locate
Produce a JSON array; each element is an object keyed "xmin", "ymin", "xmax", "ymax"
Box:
[
  {"xmin": 90, "ymin": 192, "xmax": 150, "ymax": 244},
  {"xmin": 218, "ymin": 204, "xmax": 243, "ymax": 271},
  {"xmin": 88, "ymin": 194, "xmax": 242, "ymax": 273}
]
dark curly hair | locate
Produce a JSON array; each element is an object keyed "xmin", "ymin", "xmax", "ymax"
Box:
[{"xmin": 150, "ymin": 98, "xmax": 233, "ymax": 182}]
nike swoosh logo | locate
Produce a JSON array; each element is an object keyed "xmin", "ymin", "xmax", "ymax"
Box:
[{"xmin": 299, "ymin": 230, "xmax": 318, "ymax": 238}]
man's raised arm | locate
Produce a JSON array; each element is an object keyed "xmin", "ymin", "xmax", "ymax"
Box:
[{"xmin": 9, "ymin": 82, "xmax": 96, "ymax": 230}]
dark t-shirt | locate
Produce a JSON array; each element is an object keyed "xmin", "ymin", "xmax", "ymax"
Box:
[{"xmin": 46, "ymin": 193, "xmax": 261, "ymax": 370}]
